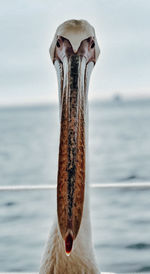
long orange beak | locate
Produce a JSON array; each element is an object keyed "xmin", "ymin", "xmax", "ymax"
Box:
[
  {"xmin": 54, "ymin": 36, "xmax": 95, "ymax": 255},
  {"xmin": 57, "ymin": 55, "xmax": 86, "ymax": 255}
]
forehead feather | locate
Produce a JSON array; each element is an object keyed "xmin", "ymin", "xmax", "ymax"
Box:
[{"xmin": 50, "ymin": 19, "xmax": 100, "ymax": 62}]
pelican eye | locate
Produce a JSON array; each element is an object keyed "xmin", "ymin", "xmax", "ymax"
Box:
[
  {"xmin": 56, "ymin": 40, "xmax": 61, "ymax": 48},
  {"xmin": 91, "ymin": 41, "xmax": 95, "ymax": 49}
]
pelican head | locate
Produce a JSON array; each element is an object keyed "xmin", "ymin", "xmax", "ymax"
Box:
[{"xmin": 50, "ymin": 19, "xmax": 100, "ymax": 256}]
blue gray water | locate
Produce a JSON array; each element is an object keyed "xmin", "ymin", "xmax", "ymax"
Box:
[{"xmin": 0, "ymin": 99, "xmax": 150, "ymax": 272}]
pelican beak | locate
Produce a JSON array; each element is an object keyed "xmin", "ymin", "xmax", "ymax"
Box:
[{"xmin": 53, "ymin": 35, "xmax": 96, "ymax": 255}]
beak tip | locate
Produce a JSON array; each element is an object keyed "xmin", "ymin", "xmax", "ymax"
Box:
[
  {"xmin": 65, "ymin": 230, "xmax": 74, "ymax": 256},
  {"xmin": 65, "ymin": 251, "xmax": 71, "ymax": 257}
]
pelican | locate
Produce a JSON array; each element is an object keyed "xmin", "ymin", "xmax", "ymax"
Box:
[{"xmin": 39, "ymin": 19, "xmax": 100, "ymax": 274}]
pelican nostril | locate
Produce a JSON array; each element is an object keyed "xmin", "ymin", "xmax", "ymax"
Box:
[
  {"xmin": 91, "ymin": 41, "xmax": 95, "ymax": 49},
  {"xmin": 56, "ymin": 40, "xmax": 61, "ymax": 48}
]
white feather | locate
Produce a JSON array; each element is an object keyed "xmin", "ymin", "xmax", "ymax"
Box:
[{"xmin": 50, "ymin": 19, "xmax": 100, "ymax": 63}]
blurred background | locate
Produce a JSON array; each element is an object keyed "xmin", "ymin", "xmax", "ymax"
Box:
[{"xmin": 0, "ymin": 0, "xmax": 150, "ymax": 272}]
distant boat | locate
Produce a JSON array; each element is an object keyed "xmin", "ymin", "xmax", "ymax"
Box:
[{"xmin": 113, "ymin": 93, "xmax": 122, "ymax": 102}]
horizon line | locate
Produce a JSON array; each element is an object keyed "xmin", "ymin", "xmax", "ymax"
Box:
[{"xmin": 0, "ymin": 94, "xmax": 150, "ymax": 108}]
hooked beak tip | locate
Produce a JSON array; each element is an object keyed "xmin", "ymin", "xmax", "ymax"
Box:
[{"xmin": 65, "ymin": 230, "xmax": 74, "ymax": 256}]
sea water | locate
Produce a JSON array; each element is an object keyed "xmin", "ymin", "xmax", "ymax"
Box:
[{"xmin": 0, "ymin": 99, "xmax": 150, "ymax": 272}]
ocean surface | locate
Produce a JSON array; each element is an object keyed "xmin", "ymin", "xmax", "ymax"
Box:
[{"xmin": 0, "ymin": 99, "xmax": 150, "ymax": 272}]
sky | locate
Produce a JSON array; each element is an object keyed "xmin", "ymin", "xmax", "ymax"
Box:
[{"xmin": 0, "ymin": 0, "xmax": 150, "ymax": 105}]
